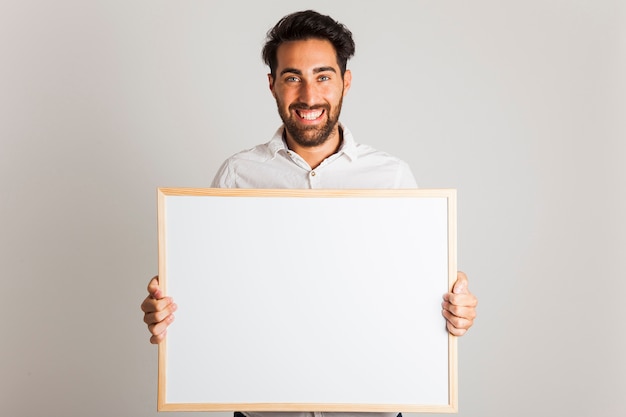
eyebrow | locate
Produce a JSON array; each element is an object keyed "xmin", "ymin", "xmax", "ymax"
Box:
[{"xmin": 279, "ymin": 66, "xmax": 338, "ymax": 76}]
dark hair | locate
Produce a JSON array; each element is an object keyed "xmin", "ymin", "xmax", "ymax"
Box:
[{"xmin": 262, "ymin": 10, "xmax": 356, "ymax": 78}]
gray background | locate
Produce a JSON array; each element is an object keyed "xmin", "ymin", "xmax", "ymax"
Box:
[{"xmin": 1, "ymin": 1, "xmax": 624, "ymax": 416}]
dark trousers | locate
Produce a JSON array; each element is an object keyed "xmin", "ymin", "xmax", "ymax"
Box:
[{"xmin": 235, "ymin": 413, "xmax": 402, "ymax": 417}]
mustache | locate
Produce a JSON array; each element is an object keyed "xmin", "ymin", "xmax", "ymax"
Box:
[{"xmin": 289, "ymin": 103, "xmax": 330, "ymax": 111}]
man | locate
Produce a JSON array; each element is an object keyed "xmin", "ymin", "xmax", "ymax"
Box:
[{"xmin": 141, "ymin": 9, "xmax": 477, "ymax": 416}]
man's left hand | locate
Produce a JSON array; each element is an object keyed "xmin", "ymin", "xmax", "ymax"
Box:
[{"xmin": 442, "ymin": 271, "xmax": 477, "ymax": 336}]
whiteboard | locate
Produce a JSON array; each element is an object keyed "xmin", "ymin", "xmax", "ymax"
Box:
[{"xmin": 157, "ymin": 188, "xmax": 458, "ymax": 413}]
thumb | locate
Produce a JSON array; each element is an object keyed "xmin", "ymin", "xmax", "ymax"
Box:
[
  {"xmin": 148, "ymin": 276, "xmax": 163, "ymax": 299},
  {"xmin": 452, "ymin": 272, "xmax": 468, "ymax": 294}
]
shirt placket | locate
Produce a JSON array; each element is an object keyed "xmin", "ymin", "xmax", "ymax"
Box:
[
  {"xmin": 308, "ymin": 169, "xmax": 321, "ymax": 188},
  {"xmin": 307, "ymin": 152, "xmax": 344, "ymax": 188}
]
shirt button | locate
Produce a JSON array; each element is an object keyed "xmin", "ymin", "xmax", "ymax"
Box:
[{"xmin": 310, "ymin": 171, "xmax": 316, "ymax": 176}]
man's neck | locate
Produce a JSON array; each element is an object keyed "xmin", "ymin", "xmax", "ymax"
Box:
[{"xmin": 284, "ymin": 126, "xmax": 343, "ymax": 170}]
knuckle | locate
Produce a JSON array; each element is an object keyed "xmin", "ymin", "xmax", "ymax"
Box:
[
  {"xmin": 152, "ymin": 311, "xmax": 167, "ymax": 325},
  {"xmin": 156, "ymin": 297, "xmax": 172, "ymax": 311},
  {"xmin": 447, "ymin": 304, "xmax": 460, "ymax": 316},
  {"xmin": 148, "ymin": 321, "xmax": 162, "ymax": 336}
]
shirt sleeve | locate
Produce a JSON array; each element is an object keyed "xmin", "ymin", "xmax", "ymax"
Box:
[
  {"xmin": 395, "ymin": 160, "xmax": 419, "ymax": 188},
  {"xmin": 210, "ymin": 159, "xmax": 232, "ymax": 188}
]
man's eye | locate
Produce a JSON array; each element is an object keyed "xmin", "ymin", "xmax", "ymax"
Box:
[
  {"xmin": 286, "ymin": 76, "xmax": 300, "ymax": 82},
  {"xmin": 319, "ymin": 75, "xmax": 330, "ymax": 81}
]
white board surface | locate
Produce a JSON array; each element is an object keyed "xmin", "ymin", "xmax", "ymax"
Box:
[{"xmin": 157, "ymin": 188, "xmax": 457, "ymax": 413}]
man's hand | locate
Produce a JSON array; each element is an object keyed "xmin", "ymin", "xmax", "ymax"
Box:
[
  {"xmin": 140, "ymin": 276, "xmax": 177, "ymax": 344},
  {"xmin": 442, "ymin": 271, "xmax": 477, "ymax": 336}
]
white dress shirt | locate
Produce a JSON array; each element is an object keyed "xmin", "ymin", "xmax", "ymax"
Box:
[
  {"xmin": 211, "ymin": 124, "xmax": 412, "ymax": 417},
  {"xmin": 211, "ymin": 125, "xmax": 417, "ymax": 189}
]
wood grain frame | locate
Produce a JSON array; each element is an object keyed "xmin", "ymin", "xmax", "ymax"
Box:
[{"xmin": 157, "ymin": 188, "xmax": 458, "ymax": 413}]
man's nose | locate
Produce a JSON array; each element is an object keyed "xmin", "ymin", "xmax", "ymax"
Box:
[{"xmin": 298, "ymin": 81, "xmax": 318, "ymax": 106}]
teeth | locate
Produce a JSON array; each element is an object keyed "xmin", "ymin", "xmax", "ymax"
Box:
[{"xmin": 298, "ymin": 109, "xmax": 323, "ymax": 120}]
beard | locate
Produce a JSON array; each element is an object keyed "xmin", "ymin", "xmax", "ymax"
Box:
[{"xmin": 276, "ymin": 96, "xmax": 343, "ymax": 148}]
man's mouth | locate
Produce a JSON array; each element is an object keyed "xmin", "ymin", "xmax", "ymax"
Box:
[{"xmin": 295, "ymin": 109, "xmax": 324, "ymax": 121}]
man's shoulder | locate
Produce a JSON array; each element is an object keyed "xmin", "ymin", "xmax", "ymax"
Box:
[
  {"xmin": 343, "ymin": 128, "xmax": 408, "ymax": 165},
  {"xmin": 224, "ymin": 142, "xmax": 274, "ymax": 163},
  {"xmin": 353, "ymin": 142, "xmax": 404, "ymax": 161},
  {"xmin": 222, "ymin": 126, "xmax": 285, "ymax": 163}
]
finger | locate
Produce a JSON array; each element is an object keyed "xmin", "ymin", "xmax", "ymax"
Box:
[
  {"xmin": 452, "ymin": 271, "xmax": 469, "ymax": 294},
  {"xmin": 143, "ymin": 301, "xmax": 177, "ymax": 325},
  {"xmin": 148, "ymin": 313, "xmax": 175, "ymax": 338},
  {"xmin": 446, "ymin": 320, "xmax": 468, "ymax": 337},
  {"xmin": 444, "ymin": 292, "xmax": 478, "ymax": 309},
  {"xmin": 150, "ymin": 329, "xmax": 168, "ymax": 344},
  {"xmin": 140, "ymin": 294, "xmax": 174, "ymax": 314},
  {"xmin": 442, "ymin": 309, "xmax": 473, "ymax": 334},
  {"xmin": 442, "ymin": 301, "xmax": 477, "ymax": 321}
]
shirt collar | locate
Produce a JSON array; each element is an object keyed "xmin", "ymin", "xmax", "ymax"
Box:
[
  {"xmin": 267, "ymin": 126, "xmax": 288, "ymax": 157},
  {"xmin": 267, "ymin": 123, "xmax": 358, "ymax": 161},
  {"xmin": 336, "ymin": 124, "xmax": 358, "ymax": 161}
]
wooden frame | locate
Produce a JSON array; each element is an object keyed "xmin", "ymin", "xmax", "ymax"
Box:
[{"xmin": 157, "ymin": 188, "xmax": 458, "ymax": 413}]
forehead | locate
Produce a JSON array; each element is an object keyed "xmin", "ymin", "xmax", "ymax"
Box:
[{"xmin": 275, "ymin": 38, "xmax": 339, "ymax": 72}]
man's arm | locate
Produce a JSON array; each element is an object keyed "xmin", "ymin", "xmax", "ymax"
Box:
[{"xmin": 442, "ymin": 271, "xmax": 477, "ymax": 336}]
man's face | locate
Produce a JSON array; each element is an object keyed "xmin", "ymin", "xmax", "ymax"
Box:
[{"xmin": 269, "ymin": 38, "xmax": 352, "ymax": 148}]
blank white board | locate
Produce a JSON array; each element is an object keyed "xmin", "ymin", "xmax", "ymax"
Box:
[{"xmin": 157, "ymin": 188, "xmax": 458, "ymax": 413}]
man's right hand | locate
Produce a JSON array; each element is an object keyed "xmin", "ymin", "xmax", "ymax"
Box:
[{"xmin": 140, "ymin": 276, "xmax": 177, "ymax": 344}]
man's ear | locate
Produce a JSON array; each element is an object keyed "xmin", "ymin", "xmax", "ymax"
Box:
[
  {"xmin": 268, "ymin": 73, "xmax": 276, "ymax": 98},
  {"xmin": 343, "ymin": 69, "xmax": 352, "ymax": 94}
]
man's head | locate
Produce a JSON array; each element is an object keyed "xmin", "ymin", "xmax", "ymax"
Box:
[
  {"xmin": 263, "ymin": 11, "xmax": 355, "ymax": 152},
  {"xmin": 262, "ymin": 10, "xmax": 355, "ymax": 79}
]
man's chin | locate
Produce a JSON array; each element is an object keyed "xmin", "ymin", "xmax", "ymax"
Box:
[
  {"xmin": 293, "ymin": 137, "xmax": 328, "ymax": 148},
  {"xmin": 287, "ymin": 117, "xmax": 340, "ymax": 144},
  {"xmin": 288, "ymin": 129, "xmax": 332, "ymax": 148}
]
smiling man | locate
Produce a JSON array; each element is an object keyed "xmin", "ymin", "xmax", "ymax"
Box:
[
  {"xmin": 270, "ymin": 37, "xmax": 349, "ymax": 165},
  {"xmin": 207, "ymin": 10, "xmax": 420, "ymax": 190},
  {"xmin": 141, "ymin": 9, "xmax": 477, "ymax": 417}
]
